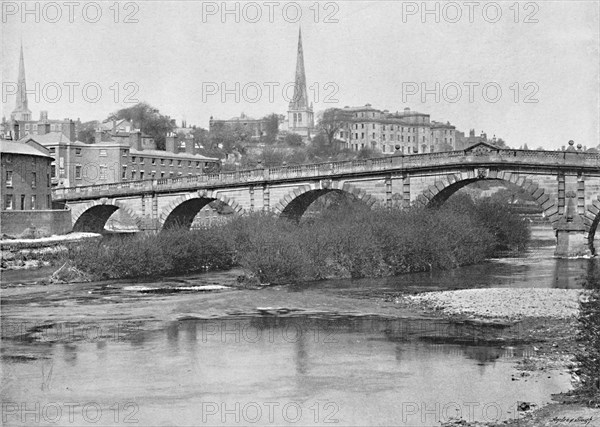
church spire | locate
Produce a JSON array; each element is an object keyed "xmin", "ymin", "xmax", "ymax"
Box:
[
  {"xmin": 289, "ymin": 27, "xmax": 309, "ymax": 111},
  {"xmin": 11, "ymin": 43, "xmax": 32, "ymax": 122}
]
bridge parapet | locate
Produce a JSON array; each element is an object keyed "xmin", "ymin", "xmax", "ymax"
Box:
[{"xmin": 53, "ymin": 149, "xmax": 600, "ymax": 202}]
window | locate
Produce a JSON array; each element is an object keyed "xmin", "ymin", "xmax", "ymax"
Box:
[
  {"xmin": 196, "ymin": 162, "xmax": 201, "ymax": 168},
  {"xmin": 372, "ymin": 133, "xmax": 375, "ymax": 139},
  {"xmin": 99, "ymin": 149, "xmax": 107, "ymax": 157},
  {"xmin": 25, "ymin": 124, "xmax": 30, "ymax": 130},
  {"xmin": 47, "ymin": 174, "xmax": 50, "ymax": 187},
  {"xmin": 47, "ymin": 195, "xmax": 50, "ymax": 209},
  {"xmin": 31, "ymin": 195, "xmax": 36, "ymax": 210},
  {"xmin": 51, "ymin": 164, "xmax": 56, "ymax": 178},
  {"xmin": 131, "ymin": 170, "xmax": 136, "ymax": 180},
  {"xmin": 75, "ymin": 148, "xmax": 82, "ymax": 156},
  {"xmin": 169, "ymin": 171, "xmax": 174, "ymax": 177},
  {"xmin": 49, "ymin": 147, "xmax": 56, "ymax": 154},
  {"xmin": 160, "ymin": 159, "xmax": 165, "ymax": 166},
  {"xmin": 20, "ymin": 195, "xmax": 25, "ymax": 210},
  {"xmin": 383, "ymin": 145, "xmax": 386, "ymax": 153},
  {"xmin": 178, "ymin": 160, "xmax": 182, "ymax": 167},
  {"xmin": 31, "ymin": 172, "xmax": 36, "ymax": 188},
  {"xmin": 99, "ymin": 166, "xmax": 107, "ymax": 180},
  {"xmin": 382, "ymin": 135, "xmax": 386, "ymax": 141},
  {"xmin": 75, "ymin": 165, "xmax": 82, "ymax": 179},
  {"xmin": 169, "ymin": 159, "xmax": 174, "ymax": 166},
  {"xmin": 122, "ymin": 166, "xmax": 127, "ymax": 179},
  {"xmin": 361, "ymin": 124, "xmax": 365, "ymax": 129},
  {"xmin": 151, "ymin": 158, "xmax": 156, "ymax": 165},
  {"xmin": 140, "ymin": 157, "xmax": 145, "ymax": 164},
  {"xmin": 5, "ymin": 194, "xmax": 13, "ymax": 210},
  {"xmin": 372, "ymin": 124, "xmax": 375, "ymax": 129},
  {"xmin": 6, "ymin": 171, "xmax": 13, "ymax": 187},
  {"xmin": 132, "ymin": 156, "xmax": 136, "ymax": 163},
  {"xmin": 5, "ymin": 155, "xmax": 11, "ymax": 163},
  {"xmin": 122, "ymin": 150, "xmax": 128, "ymax": 157},
  {"xmin": 140, "ymin": 171, "xmax": 144, "ymax": 180},
  {"xmin": 361, "ymin": 132, "xmax": 365, "ymax": 139},
  {"xmin": 298, "ymin": 114, "xmax": 302, "ymax": 123},
  {"xmin": 160, "ymin": 172, "xmax": 165, "ymax": 178}
]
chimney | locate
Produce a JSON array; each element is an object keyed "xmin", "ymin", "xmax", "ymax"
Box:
[
  {"xmin": 38, "ymin": 122, "xmax": 50, "ymax": 135},
  {"xmin": 129, "ymin": 131, "xmax": 142, "ymax": 151},
  {"xmin": 95, "ymin": 129, "xmax": 102, "ymax": 144},
  {"xmin": 469, "ymin": 129, "xmax": 475, "ymax": 137},
  {"xmin": 67, "ymin": 120, "xmax": 76, "ymax": 142},
  {"xmin": 166, "ymin": 133, "xmax": 178, "ymax": 153},
  {"xmin": 185, "ymin": 136, "xmax": 194, "ymax": 154},
  {"xmin": 13, "ymin": 122, "xmax": 20, "ymax": 141},
  {"xmin": 40, "ymin": 110, "xmax": 48, "ymax": 121}
]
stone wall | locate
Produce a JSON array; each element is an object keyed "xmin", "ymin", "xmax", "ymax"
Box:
[{"xmin": 1, "ymin": 209, "xmax": 72, "ymax": 237}]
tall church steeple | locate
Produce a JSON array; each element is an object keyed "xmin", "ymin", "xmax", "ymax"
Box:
[
  {"xmin": 11, "ymin": 43, "xmax": 32, "ymax": 122},
  {"xmin": 287, "ymin": 28, "xmax": 314, "ymax": 139}
]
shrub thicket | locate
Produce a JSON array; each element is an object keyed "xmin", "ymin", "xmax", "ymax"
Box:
[{"xmin": 68, "ymin": 196, "xmax": 530, "ymax": 283}]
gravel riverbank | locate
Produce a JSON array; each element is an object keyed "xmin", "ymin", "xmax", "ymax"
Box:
[{"xmin": 404, "ymin": 288, "xmax": 587, "ymax": 319}]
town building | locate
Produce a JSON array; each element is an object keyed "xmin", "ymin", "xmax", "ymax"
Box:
[
  {"xmin": 1, "ymin": 138, "xmax": 53, "ymax": 210},
  {"xmin": 209, "ymin": 113, "xmax": 272, "ymax": 139},
  {"xmin": 335, "ymin": 105, "xmax": 456, "ymax": 154},
  {"xmin": 1, "ymin": 138, "xmax": 72, "ymax": 237},
  {"xmin": 19, "ymin": 126, "xmax": 219, "ymax": 187}
]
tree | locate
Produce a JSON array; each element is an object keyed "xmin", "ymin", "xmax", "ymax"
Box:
[
  {"xmin": 317, "ymin": 108, "xmax": 352, "ymax": 145},
  {"xmin": 109, "ymin": 102, "xmax": 174, "ymax": 150},
  {"xmin": 284, "ymin": 133, "xmax": 303, "ymax": 147},
  {"xmin": 77, "ymin": 120, "xmax": 98, "ymax": 144},
  {"xmin": 262, "ymin": 114, "xmax": 280, "ymax": 143},
  {"xmin": 495, "ymin": 138, "xmax": 507, "ymax": 148}
]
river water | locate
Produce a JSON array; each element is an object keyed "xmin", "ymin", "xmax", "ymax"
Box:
[{"xmin": 1, "ymin": 225, "xmax": 598, "ymax": 426}]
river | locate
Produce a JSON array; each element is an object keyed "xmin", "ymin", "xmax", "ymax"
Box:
[{"xmin": 1, "ymin": 225, "xmax": 598, "ymax": 426}]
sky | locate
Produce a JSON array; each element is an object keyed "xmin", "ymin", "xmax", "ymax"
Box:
[{"xmin": 2, "ymin": 1, "xmax": 599, "ymax": 149}]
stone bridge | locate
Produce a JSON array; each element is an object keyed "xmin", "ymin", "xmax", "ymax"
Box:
[{"xmin": 52, "ymin": 142, "xmax": 600, "ymax": 257}]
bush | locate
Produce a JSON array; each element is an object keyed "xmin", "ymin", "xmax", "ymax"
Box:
[{"xmin": 68, "ymin": 196, "xmax": 529, "ymax": 284}]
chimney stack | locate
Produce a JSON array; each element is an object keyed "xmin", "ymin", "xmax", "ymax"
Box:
[
  {"xmin": 129, "ymin": 131, "xmax": 142, "ymax": 151},
  {"xmin": 185, "ymin": 136, "xmax": 194, "ymax": 154},
  {"xmin": 67, "ymin": 120, "xmax": 76, "ymax": 142},
  {"xmin": 166, "ymin": 133, "xmax": 178, "ymax": 154},
  {"xmin": 40, "ymin": 110, "xmax": 48, "ymax": 121},
  {"xmin": 38, "ymin": 122, "xmax": 50, "ymax": 135},
  {"xmin": 13, "ymin": 122, "xmax": 20, "ymax": 141}
]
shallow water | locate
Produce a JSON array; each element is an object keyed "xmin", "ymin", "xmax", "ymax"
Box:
[{"xmin": 1, "ymin": 225, "xmax": 597, "ymax": 426}]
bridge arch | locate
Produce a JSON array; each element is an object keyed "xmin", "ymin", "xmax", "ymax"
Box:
[
  {"xmin": 159, "ymin": 191, "xmax": 245, "ymax": 230},
  {"xmin": 70, "ymin": 199, "xmax": 144, "ymax": 233},
  {"xmin": 413, "ymin": 171, "xmax": 559, "ymax": 226},
  {"xmin": 273, "ymin": 182, "xmax": 378, "ymax": 222}
]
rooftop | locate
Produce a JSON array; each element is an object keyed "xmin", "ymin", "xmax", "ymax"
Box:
[{"xmin": 1, "ymin": 139, "xmax": 53, "ymax": 159}]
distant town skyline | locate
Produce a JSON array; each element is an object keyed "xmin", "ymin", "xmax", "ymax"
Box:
[{"xmin": 2, "ymin": 1, "xmax": 598, "ymax": 149}]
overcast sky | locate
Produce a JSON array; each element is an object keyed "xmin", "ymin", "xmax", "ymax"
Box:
[{"xmin": 2, "ymin": 1, "xmax": 598, "ymax": 149}]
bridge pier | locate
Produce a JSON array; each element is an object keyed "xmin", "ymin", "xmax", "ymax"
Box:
[{"xmin": 554, "ymin": 192, "xmax": 592, "ymax": 258}]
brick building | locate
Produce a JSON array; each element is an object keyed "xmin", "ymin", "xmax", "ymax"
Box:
[
  {"xmin": 335, "ymin": 105, "xmax": 456, "ymax": 154},
  {"xmin": 19, "ymin": 125, "xmax": 219, "ymax": 187},
  {"xmin": 1, "ymin": 139, "xmax": 53, "ymax": 211}
]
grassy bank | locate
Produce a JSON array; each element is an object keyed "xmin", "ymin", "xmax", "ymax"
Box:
[{"xmin": 67, "ymin": 195, "xmax": 530, "ymax": 283}]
